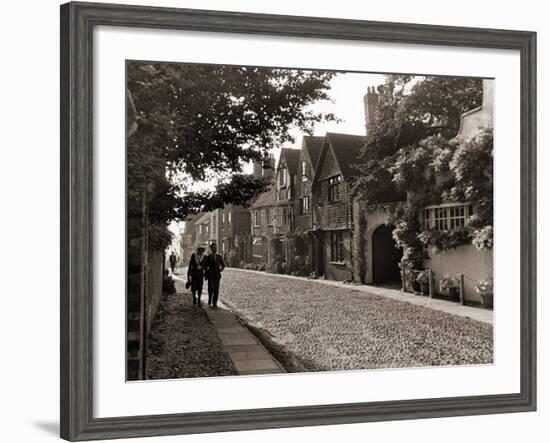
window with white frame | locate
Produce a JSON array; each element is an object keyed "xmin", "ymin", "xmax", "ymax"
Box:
[
  {"xmin": 301, "ymin": 161, "xmax": 309, "ymax": 181},
  {"xmin": 278, "ymin": 168, "xmax": 286, "ymax": 186},
  {"xmin": 330, "ymin": 231, "xmax": 345, "ymax": 262},
  {"xmin": 273, "ymin": 207, "xmax": 281, "ymax": 226},
  {"xmin": 252, "ymin": 238, "xmax": 263, "ymax": 257},
  {"xmin": 449, "ymin": 205, "xmax": 466, "ymax": 229},
  {"xmin": 434, "ymin": 207, "xmax": 447, "ymax": 230},
  {"xmin": 421, "ymin": 204, "xmax": 472, "ymax": 231},
  {"xmin": 282, "ymin": 207, "xmax": 289, "ymax": 226},
  {"xmin": 300, "ymin": 196, "xmax": 310, "ymax": 215},
  {"xmin": 328, "ymin": 175, "xmax": 342, "ymax": 203},
  {"xmin": 422, "ymin": 208, "xmax": 431, "ymax": 230},
  {"xmin": 260, "ymin": 209, "xmax": 267, "ymax": 226},
  {"xmin": 228, "ymin": 212, "xmax": 232, "ymax": 225},
  {"xmin": 253, "ymin": 210, "xmax": 260, "ymax": 226}
]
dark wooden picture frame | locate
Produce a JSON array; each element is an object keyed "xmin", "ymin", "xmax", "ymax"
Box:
[{"xmin": 60, "ymin": 1, "xmax": 537, "ymax": 441}]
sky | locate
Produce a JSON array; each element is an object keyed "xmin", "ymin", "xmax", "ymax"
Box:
[
  {"xmin": 168, "ymin": 71, "xmax": 388, "ymax": 248},
  {"xmin": 255, "ymin": 71, "xmax": 386, "ymax": 167},
  {"xmin": 287, "ymin": 72, "xmax": 385, "ymax": 145}
]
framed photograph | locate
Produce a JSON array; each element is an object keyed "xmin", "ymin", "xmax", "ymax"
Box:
[{"xmin": 60, "ymin": 1, "xmax": 536, "ymax": 441}]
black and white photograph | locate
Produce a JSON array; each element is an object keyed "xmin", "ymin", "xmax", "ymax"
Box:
[
  {"xmin": 126, "ymin": 62, "xmax": 494, "ymax": 381},
  {"xmin": 1, "ymin": 0, "xmax": 545, "ymax": 441}
]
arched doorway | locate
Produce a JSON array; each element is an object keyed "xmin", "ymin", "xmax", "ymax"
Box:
[{"xmin": 372, "ymin": 224, "xmax": 402, "ymax": 284}]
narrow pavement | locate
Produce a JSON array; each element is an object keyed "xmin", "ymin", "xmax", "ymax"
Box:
[{"xmin": 172, "ymin": 274, "xmax": 286, "ymax": 376}]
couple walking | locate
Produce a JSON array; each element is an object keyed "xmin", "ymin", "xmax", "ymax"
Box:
[{"xmin": 187, "ymin": 243, "xmax": 225, "ymax": 308}]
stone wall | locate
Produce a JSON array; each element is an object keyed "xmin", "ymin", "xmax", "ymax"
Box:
[
  {"xmin": 127, "ymin": 186, "xmax": 168, "ymax": 381},
  {"xmin": 127, "ymin": 188, "xmax": 147, "ymax": 381},
  {"xmin": 146, "ymin": 249, "xmax": 164, "ymax": 337}
]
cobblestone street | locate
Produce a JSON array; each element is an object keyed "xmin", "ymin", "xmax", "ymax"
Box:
[{"xmin": 220, "ymin": 268, "xmax": 493, "ymax": 372}]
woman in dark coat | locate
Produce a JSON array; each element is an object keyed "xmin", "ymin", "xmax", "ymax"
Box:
[{"xmin": 187, "ymin": 246, "xmax": 206, "ymax": 306}]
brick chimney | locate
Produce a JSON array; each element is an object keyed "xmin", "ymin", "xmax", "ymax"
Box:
[
  {"xmin": 363, "ymin": 86, "xmax": 380, "ymax": 135},
  {"xmin": 252, "ymin": 160, "xmax": 263, "ymax": 178},
  {"xmin": 262, "ymin": 153, "xmax": 275, "ymax": 179}
]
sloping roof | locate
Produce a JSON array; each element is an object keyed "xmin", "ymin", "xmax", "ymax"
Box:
[
  {"xmin": 325, "ymin": 133, "xmax": 366, "ymax": 179},
  {"xmin": 250, "ymin": 190, "xmax": 274, "ymax": 209},
  {"xmin": 279, "ymin": 148, "xmax": 301, "ymax": 175},
  {"xmin": 302, "ymin": 136, "xmax": 324, "ymax": 170},
  {"xmin": 194, "ymin": 212, "xmax": 211, "ymax": 226}
]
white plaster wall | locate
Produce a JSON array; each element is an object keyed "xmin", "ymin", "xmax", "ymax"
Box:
[
  {"xmin": 458, "ymin": 79, "xmax": 494, "ymax": 139},
  {"xmin": 425, "ymin": 245, "xmax": 493, "ymax": 302}
]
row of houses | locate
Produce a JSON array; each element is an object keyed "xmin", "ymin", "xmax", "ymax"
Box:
[{"xmin": 179, "ymin": 81, "xmax": 493, "ymax": 303}]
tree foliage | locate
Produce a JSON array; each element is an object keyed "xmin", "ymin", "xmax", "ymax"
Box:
[
  {"xmin": 127, "ymin": 62, "xmax": 336, "ymax": 248},
  {"xmin": 353, "ymin": 75, "xmax": 482, "ymax": 203},
  {"xmin": 354, "ymin": 75, "xmax": 492, "ymax": 263}
]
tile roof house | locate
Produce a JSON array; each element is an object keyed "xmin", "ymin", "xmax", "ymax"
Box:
[
  {"xmin": 311, "ymin": 133, "xmax": 366, "ymax": 281},
  {"xmin": 290, "ymin": 136, "xmax": 325, "ymax": 275},
  {"xmin": 249, "ymin": 148, "xmax": 300, "ymax": 268},
  {"xmin": 294, "ymin": 136, "xmax": 324, "ymax": 234},
  {"xmin": 193, "ymin": 211, "xmax": 220, "ymax": 250},
  {"xmin": 218, "ymin": 204, "xmax": 254, "ymax": 265}
]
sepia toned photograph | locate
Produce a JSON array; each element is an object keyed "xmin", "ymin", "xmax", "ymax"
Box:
[{"xmin": 126, "ymin": 61, "xmax": 494, "ymax": 381}]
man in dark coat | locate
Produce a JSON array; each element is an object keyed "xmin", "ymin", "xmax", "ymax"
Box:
[
  {"xmin": 204, "ymin": 243, "xmax": 225, "ymax": 308},
  {"xmin": 169, "ymin": 251, "xmax": 178, "ymax": 274}
]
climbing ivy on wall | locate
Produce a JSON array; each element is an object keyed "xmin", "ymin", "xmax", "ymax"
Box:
[
  {"xmin": 391, "ymin": 128, "xmax": 493, "ymax": 255},
  {"xmin": 353, "ymin": 75, "xmax": 492, "ymax": 271}
]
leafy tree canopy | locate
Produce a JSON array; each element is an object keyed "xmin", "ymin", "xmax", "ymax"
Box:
[
  {"xmin": 353, "ymin": 75, "xmax": 492, "ymax": 263},
  {"xmin": 354, "ymin": 75, "xmax": 482, "ymax": 202},
  {"xmin": 127, "ymin": 62, "xmax": 337, "ymax": 246}
]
